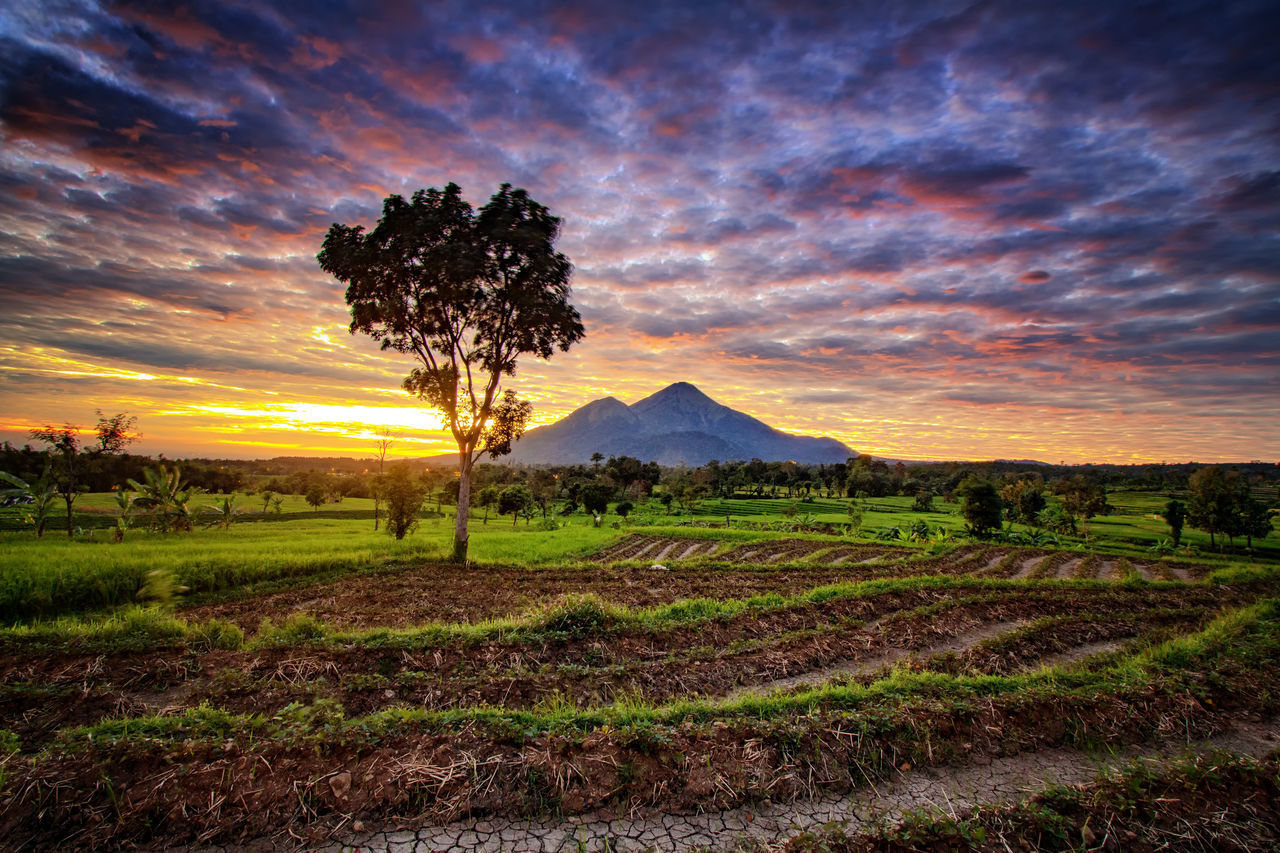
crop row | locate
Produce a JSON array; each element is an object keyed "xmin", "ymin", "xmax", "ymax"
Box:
[
  {"xmin": 590, "ymin": 535, "xmax": 1206, "ymax": 583},
  {"xmin": 2, "ymin": 597, "xmax": 1277, "ymax": 849},
  {"xmin": 0, "ymin": 578, "xmax": 1248, "ymax": 755}
]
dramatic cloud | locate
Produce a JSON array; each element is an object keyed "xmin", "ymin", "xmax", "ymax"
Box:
[{"xmin": 0, "ymin": 0, "xmax": 1277, "ymax": 462}]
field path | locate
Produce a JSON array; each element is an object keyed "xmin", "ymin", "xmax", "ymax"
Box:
[{"xmin": 311, "ymin": 717, "xmax": 1280, "ymax": 853}]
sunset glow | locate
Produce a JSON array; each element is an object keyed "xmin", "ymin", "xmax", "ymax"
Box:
[{"xmin": 1, "ymin": 1, "xmax": 1277, "ymax": 463}]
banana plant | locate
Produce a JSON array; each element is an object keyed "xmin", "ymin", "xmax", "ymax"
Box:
[
  {"xmin": 203, "ymin": 494, "xmax": 241, "ymax": 531},
  {"xmin": 1, "ymin": 467, "xmax": 59, "ymax": 538},
  {"xmin": 112, "ymin": 486, "xmax": 135, "ymax": 542},
  {"xmin": 128, "ymin": 464, "xmax": 201, "ymax": 533}
]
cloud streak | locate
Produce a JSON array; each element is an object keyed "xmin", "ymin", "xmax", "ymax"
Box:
[{"xmin": 0, "ymin": 0, "xmax": 1277, "ymax": 462}]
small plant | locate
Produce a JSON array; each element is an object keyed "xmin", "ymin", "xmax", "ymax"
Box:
[
  {"xmin": 846, "ymin": 498, "xmax": 865, "ymax": 533},
  {"xmin": 203, "ymin": 493, "xmax": 241, "ymax": 531},
  {"xmin": 111, "ymin": 487, "xmax": 135, "ymax": 542},
  {"xmin": 255, "ymin": 612, "xmax": 328, "ymax": 647},
  {"xmin": 138, "ymin": 568, "xmax": 189, "ymax": 610},
  {"xmin": 533, "ymin": 595, "xmax": 626, "ymax": 640}
]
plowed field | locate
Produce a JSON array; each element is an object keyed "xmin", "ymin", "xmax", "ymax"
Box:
[{"xmin": 1, "ymin": 534, "xmax": 1274, "ymax": 851}]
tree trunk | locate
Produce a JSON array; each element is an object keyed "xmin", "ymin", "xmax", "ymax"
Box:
[{"xmin": 452, "ymin": 454, "xmax": 472, "ymax": 562}]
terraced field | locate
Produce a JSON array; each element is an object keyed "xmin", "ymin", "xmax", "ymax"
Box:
[
  {"xmin": 591, "ymin": 534, "xmax": 1205, "ymax": 581},
  {"xmin": 1, "ymin": 533, "xmax": 1276, "ymax": 851}
]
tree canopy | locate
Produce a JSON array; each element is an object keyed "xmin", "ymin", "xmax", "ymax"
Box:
[{"xmin": 318, "ymin": 183, "xmax": 584, "ymax": 560}]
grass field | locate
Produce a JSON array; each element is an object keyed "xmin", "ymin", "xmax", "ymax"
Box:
[{"xmin": 1, "ymin": 491, "xmax": 1277, "ymax": 850}]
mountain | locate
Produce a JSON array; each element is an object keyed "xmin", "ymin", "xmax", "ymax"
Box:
[{"xmin": 506, "ymin": 382, "xmax": 853, "ymax": 465}]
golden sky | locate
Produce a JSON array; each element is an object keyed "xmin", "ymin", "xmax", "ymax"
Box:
[{"xmin": 2, "ymin": 1, "xmax": 1277, "ymax": 464}]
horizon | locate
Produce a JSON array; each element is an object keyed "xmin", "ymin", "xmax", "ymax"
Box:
[
  {"xmin": 2, "ymin": 3, "xmax": 1277, "ymax": 465},
  {"xmin": 2, "ymin": 379, "xmax": 1273, "ymax": 467}
]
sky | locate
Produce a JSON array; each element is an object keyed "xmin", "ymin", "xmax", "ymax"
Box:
[{"xmin": 1, "ymin": 0, "xmax": 1277, "ymax": 464}]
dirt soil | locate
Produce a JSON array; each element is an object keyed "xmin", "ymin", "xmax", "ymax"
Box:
[
  {"xmin": 3, "ymin": 584, "xmax": 1244, "ymax": 755},
  {"xmin": 182, "ymin": 559, "xmax": 913, "ymax": 634}
]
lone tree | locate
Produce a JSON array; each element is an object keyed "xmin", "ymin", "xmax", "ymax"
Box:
[{"xmin": 319, "ymin": 183, "xmax": 584, "ymax": 561}]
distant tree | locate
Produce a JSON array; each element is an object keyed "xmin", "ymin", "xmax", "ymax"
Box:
[
  {"xmin": 1058, "ymin": 475, "xmax": 1111, "ymax": 536},
  {"xmin": 679, "ymin": 482, "xmax": 709, "ymax": 515},
  {"xmin": 1232, "ymin": 494, "xmax": 1273, "ymax": 551},
  {"xmin": 441, "ymin": 477, "xmax": 461, "ymax": 510},
  {"xmin": 94, "ymin": 410, "xmax": 139, "ymax": 455},
  {"xmin": 958, "ymin": 476, "xmax": 1003, "ymax": 538},
  {"xmin": 529, "ymin": 468, "xmax": 558, "ymax": 517},
  {"xmin": 111, "ymin": 486, "xmax": 134, "ymax": 542},
  {"xmin": 615, "ymin": 499, "xmax": 633, "ymax": 519},
  {"xmin": 590, "ymin": 452, "xmax": 604, "ymax": 470},
  {"xmin": 1162, "ymin": 499, "xmax": 1187, "ymax": 547},
  {"xmin": 1000, "ymin": 479, "xmax": 1046, "ymax": 527},
  {"xmin": 579, "ymin": 483, "xmax": 612, "ymax": 516},
  {"xmin": 498, "ymin": 483, "xmax": 534, "ymax": 526},
  {"xmin": 659, "ymin": 492, "xmax": 674, "ymax": 515},
  {"xmin": 203, "ymin": 494, "xmax": 240, "ymax": 531},
  {"xmin": 29, "ymin": 425, "xmax": 86, "ymax": 538},
  {"xmin": 319, "ymin": 182, "xmax": 584, "ymax": 562},
  {"xmin": 382, "ymin": 463, "xmax": 428, "ymax": 540},
  {"xmin": 911, "ymin": 490, "xmax": 934, "ymax": 513},
  {"xmin": 371, "ymin": 428, "xmax": 393, "ymax": 531},
  {"xmin": 304, "ymin": 483, "xmax": 327, "ymax": 511},
  {"xmin": 1186, "ymin": 466, "xmax": 1235, "ymax": 549},
  {"xmin": 475, "ymin": 485, "xmax": 501, "ymax": 524}
]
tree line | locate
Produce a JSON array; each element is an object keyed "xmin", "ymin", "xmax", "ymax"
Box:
[{"xmin": 3, "ymin": 408, "xmax": 1274, "ymax": 551}]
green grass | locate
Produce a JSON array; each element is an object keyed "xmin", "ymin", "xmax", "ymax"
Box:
[
  {"xmin": 2, "ymin": 486, "xmax": 1275, "ymax": 625},
  {"xmin": 0, "ymin": 507, "xmax": 620, "ymax": 623}
]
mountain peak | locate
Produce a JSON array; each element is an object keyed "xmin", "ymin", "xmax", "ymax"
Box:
[
  {"xmin": 506, "ymin": 381, "xmax": 854, "ymax": 465},
  {"xmin": 632, "ymin": 381, "xmax": 717, "ymax": 412}
]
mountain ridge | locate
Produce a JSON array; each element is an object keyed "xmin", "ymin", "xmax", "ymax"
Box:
[{"xmin": 504, "ymin": 382, "xmax": 853, "ymax": 465}]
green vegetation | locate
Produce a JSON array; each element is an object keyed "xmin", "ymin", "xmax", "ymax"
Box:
[
  {"xmin": 1, "ymin": 452, "xmax": 1276, "ymax": 850},
  {"xmin": 4, "ymin": 478, "xmax": 1277, "ymax": 625}
]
